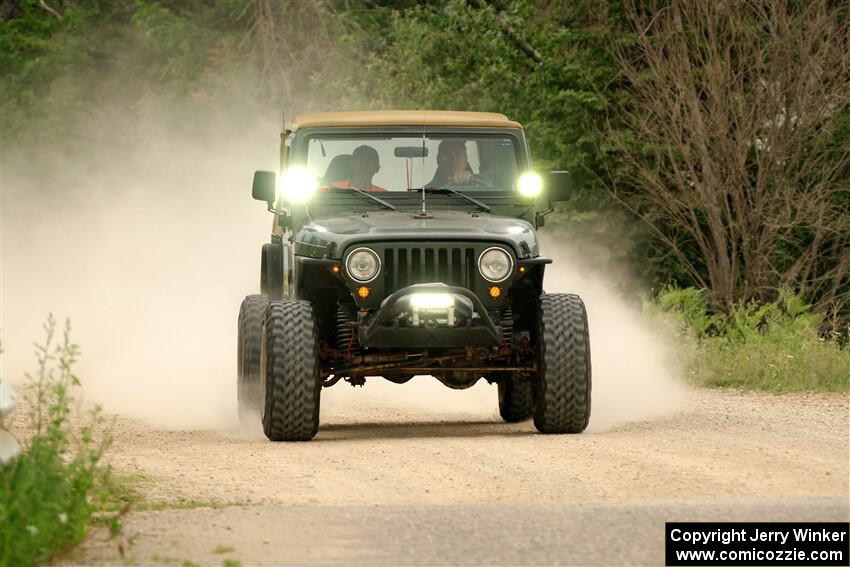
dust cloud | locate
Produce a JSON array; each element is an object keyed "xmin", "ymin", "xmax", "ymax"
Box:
[
  {"xmin": 1, "ymin": 105, "xmax": 277, "ymax": 430},
  {"xmin": 538, "ymin": 233, "xmax": 688, "ymax": 431}
]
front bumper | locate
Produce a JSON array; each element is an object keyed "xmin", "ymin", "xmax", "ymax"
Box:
[{"xmin": 358, "ymin": 283, "xmax": 501, "ymax": 348}]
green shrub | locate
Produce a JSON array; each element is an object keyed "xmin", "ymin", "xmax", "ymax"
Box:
[
  {"xmin": 650, "ymin": 287, "xmax": 850, "ymax": 392},
  {"xmin": 0, "ymin": 316, "xmax": 121, "ymax": 566}
]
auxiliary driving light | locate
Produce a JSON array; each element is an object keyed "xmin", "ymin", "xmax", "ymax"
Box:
[
  {"xmin": 517, "ymin": 172, "xmax": 543, "ymax": 197},
  {"xmin": 410, "ymin": 293, "xmax": 454, "ymax": 309},
  {"xmin": 278, "ymin": 166, "xmax": 319, "ymax": 203}
]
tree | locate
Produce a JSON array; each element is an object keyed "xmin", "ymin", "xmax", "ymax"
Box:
[{"xmin": 607, "ymin": 0, "xmax": 850, "ymax": 322}]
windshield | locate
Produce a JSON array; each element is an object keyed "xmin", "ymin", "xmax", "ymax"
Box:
[{"xmin": 304, "ymin": 134, "xmax": 520, "ymax": 193}]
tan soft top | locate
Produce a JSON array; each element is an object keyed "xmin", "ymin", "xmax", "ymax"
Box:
[{"xmin": 286, "ymin": 110, "xmax": 522, "ymax": 131}]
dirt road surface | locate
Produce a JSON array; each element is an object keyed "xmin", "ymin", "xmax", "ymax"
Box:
[{"xmin": 59, "ymin": 385, "xmax": 848, "ymax": 566}]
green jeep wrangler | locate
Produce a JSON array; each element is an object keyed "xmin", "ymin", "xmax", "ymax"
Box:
[{"xmin": 238, "ymin": 110, "xmax": 591, "ymax": 441}]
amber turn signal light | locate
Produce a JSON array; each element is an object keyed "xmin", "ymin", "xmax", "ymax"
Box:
[
  {"xmin": 332, "ymin": 264, "xmax": 341, "ymax": 273},
  {"xmin": 518, "ymin": 265, "xmax": 526, "ymax": 273},
  {"xmin": 357, "ymin": 286, "xmax": 370, "ymax": 298},
  {"xmin": 488, "ymin": 286, "xmax": 501, "ymax": 298}
]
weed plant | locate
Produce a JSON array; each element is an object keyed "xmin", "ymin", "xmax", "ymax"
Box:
[
  {"xmin": 0, "ymin": 316, "xmax": 123, "ymax": 566},
  {"xmin": 649, "ymin": 288, "xmax": 850, "ymax": 392}
]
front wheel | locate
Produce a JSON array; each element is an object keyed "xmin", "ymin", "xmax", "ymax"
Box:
[
  {"xmin": 261, "ymin": 299, "xmax": 322, "ymax": 441},
  {"xmin": 532, "ymin": 293, "xmax": 592, "ymax": 434}
]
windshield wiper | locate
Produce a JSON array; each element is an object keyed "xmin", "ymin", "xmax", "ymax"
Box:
[
  {"xmin": 345, "ymin": 187, "xmax": 396, "ymax": 211},
  {"xmin": 422, "ymin": 187, "xmax": 491, "ymax": 213}
]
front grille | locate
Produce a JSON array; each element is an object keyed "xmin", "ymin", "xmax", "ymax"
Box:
[{"xmin": 383, "ymin": 245, "xmax": 477, "ymax": 293}]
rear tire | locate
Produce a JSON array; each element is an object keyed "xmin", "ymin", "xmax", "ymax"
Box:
[
  {"xmin": 498, "ymin": 375, "xmax": 533, "ymax": 422},
  {"xmin": 237, "ymin": 294, "xmax": 268, "ymax": 424},
  {"xmin": 532, "ymin": 293, "xmax": 592, "ymax": 434},
  {"xmin": 261, "ymin": 299, "xmax": 321, "ymax": 441}
]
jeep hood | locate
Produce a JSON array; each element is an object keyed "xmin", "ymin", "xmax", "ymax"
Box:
[{"xmin": 293, "ymin": 210, "xmax": 539, "ymax": 259}]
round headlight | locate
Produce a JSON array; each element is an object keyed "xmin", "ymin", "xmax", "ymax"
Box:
[
  {"xmin": 478, "ymin": 247, "xmax": 513, "ymax": 282},
  {"xmin": 346, "ymin": 247, "xmax": 381, "ymax": 282}
]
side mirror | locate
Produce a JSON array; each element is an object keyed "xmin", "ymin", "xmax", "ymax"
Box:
[
  {"xmin": 548, "ymin": 170, "xmax": 572, "ymax": 203},
  {"xmin": 252, "ymin": 170, "xmax": 276, "ymax": 203}
]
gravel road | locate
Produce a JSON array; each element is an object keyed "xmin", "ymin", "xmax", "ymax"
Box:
[{"xmin": 62, "ymin": 386, "xmax": 848, "ymax": 566}]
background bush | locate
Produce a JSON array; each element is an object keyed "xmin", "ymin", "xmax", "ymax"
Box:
[{"xmin": 650, "ymin": 288, "xmax": 850, "ymax": 392}]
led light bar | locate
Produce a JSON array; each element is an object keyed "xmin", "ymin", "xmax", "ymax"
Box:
[{"xmin": 410, "ymin": 293, "xmax": 454, "ymax": 309}]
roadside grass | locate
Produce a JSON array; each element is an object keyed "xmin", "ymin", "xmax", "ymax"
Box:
[
  {"xmin": 213, "ymin": 545, "xmax": 236, "ymax": 554},
  {"xmin": 149, "ymin": 555, "xmax": 241, "ymax": 567},
  {"xmin": 648, "ymin": 287, "xmax": 850, "ymax": 392},
  {"xmin": 139, "ymin": 498, "xmax": 238, "ymax": 511},
  {"xmin": 0, "ymin": 316, "xmax": 129, "ymax": 566},
  {"xmin": 104, "ymin": 472, "xmax": 240, "ymax": 512}
]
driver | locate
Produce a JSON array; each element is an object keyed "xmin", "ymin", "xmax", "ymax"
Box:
[
  {"xmin": 333, "ymin": 145, "xmax": 387, "ymax": 192},
  {"xmin": 426, "ymin": 139, "xmax": 489, "ymax": 187}
]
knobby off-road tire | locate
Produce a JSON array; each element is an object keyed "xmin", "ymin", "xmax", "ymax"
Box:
[
  {"xmin": 533, "ymin": 293, "xmax": 592, "ymax": 434},
  {"xmin": 498, "ymin": 375, "xmax": 534, "ymax": 422},
  {"xmin": 237, "ymin": 294, "xmax": 268, "ymax": 424},
  {"xmin": 261, "ymin": 299, "xmax": 321, "ymax": 441}
]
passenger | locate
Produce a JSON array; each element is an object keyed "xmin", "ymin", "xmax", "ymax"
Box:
[
  {"xmin": 427, "ymin": 139, "xmax": 490, "ymax": 187},
  {"xmin": 320, "ymin": 154, "xmax": 353, "ymax": 187},
  {"xmin": 334, "ymin": 145, "xmax": 387, "ymax": 192}
]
